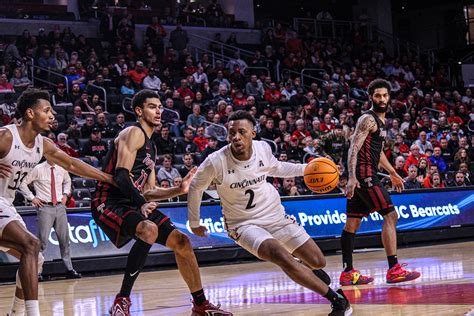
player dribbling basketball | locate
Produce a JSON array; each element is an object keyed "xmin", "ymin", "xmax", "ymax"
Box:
[{"xmin": 188, "ymin": 110, "xmax": 352, "ymax": 316}]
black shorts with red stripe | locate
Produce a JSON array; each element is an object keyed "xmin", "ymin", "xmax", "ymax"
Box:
[
  {"xmin": 91, "ymin": 200, "xmax": 176, "ymax": 248},
  {"xmin": 346, "ymin": 178, "xmax": 395, "ymax": 218}
]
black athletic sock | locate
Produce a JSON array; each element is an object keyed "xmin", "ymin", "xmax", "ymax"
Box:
[
  {"xmin": 341, "ymin": 230, "xmax": 356, "ymax": 272},
  {"xmin": 324, "ymin": 288, "xmax": 342, "ymax": 304},
  {"xmin": 191, "ymin": 288, "xmax": 207, "ymax": 306},
  {"xmin": 312, "ymin": 269, "xmax": 331, "ymax": 285},
  {"xmin": 119, "ymin": 239, "xmax": 152, "ymax": 297},
  {"xmin": 387, "ymin": 255, "xmax": 398, "ymax": 269}
]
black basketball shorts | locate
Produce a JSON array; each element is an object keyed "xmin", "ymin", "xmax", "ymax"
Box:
[
  {"xmin": 346, "ymin": 182, "xmax": 395, "ymax": 218},
  {"xmin": 91, "ymin": 201, "xmax": 176, "ymax": 248}
]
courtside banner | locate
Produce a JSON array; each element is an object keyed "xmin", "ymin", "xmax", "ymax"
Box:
[{"xmin": 1, "ymin": 188, "xmax": 473, "ymax": 263}]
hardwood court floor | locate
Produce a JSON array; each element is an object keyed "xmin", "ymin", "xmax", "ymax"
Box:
[{"xmin": 0, "ymin": 241, "xmax": 473, "ymax": 315}]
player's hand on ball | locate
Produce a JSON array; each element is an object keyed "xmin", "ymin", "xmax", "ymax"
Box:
[
  {"xmin": 390, "ymin": 172, "xmax": 405, "ymax": 193},
  {"xmin": 140, "ymin": 202, "xmax": 157, "ymax": 218},
  {"xmin": 345, "ymin": 177, "xmax": 360, "ymax": 199},
  {"xmin": 191, "ymin": 226, "xmax": 208, "ymax": 237},
  {"xmin": 180, "ymin": 167, "xmax": 197, "ymax": 194},
  {"xmin": 0, "ymin": 163, "xmax": 12, "ymax": 178}
]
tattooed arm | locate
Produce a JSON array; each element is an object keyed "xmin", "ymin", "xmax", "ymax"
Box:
[{"xmin": 345, "ymin": 114, "xmax": 377, "ymax": 199}]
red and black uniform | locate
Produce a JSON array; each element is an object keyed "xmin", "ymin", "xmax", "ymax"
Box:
[
  {"xmin": 92, "ymin": 124, "xmax": 175, "ymax": 248},
  {"xmin": 347, "ymin": 111, "xmax": 395, "ymax": 218}
]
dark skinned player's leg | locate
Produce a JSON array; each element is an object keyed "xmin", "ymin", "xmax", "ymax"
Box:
[
  {"xmin": 292, "ymin": 239, "xmax": 331, "ymax": 285},
  {"xmin": 382, "ymin": 210, "xmax": 398, "ymax": 268},
  {"xmin": 166, "ymin": 230, "xmax": 205, "ymax": 303},
  {"xmin": 1, "ymin": 221, "xmax": 41, "ymax": 315}
]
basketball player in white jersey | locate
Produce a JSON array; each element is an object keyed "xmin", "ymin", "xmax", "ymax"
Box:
[
  {"xmin": 0, "ymin": 89, "xmax": 114, "ymax": 316},
  {"xmin": 188, "ymin": 111, "xmax": 352, "ymax": 316}
]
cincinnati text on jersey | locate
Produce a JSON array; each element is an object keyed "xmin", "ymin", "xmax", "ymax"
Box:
[
  {"xmin": 11, "ymin": 160, "xmax": 38, "ymax": 168},
  {"xmin": 229, "ymin": 175, "xmax": 266, "ymax": 189}
]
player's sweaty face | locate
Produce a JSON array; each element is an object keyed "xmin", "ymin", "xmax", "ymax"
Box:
[
  {"xmin": 371, "ymin": 87, "xmax": 390, "ymax": 112},
  {"xmin": 32, "ymin": 99, "xmax": 55, "ymax": 132},
  {"xmin": 142, "ymin": 97, "xmax": 162, "ymax": 127},
  {"xmin": 228, "ymin": 119, "xmax": 255, "ymax": 156}
]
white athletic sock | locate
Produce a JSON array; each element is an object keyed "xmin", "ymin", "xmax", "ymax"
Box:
[
  {"xmin": 25, "ymin": 300, "xmax": 39, "ymax": 316},
  {"xmin": 9, "ymin": 296, "xmax": 25, "ymax": 316}
]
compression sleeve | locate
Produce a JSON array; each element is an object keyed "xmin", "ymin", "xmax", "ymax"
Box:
[{"xmin": 114, "ymin": 167, "xmax": 147, "ymax": 208}]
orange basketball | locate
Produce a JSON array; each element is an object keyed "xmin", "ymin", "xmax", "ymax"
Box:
[{"xmin": 304, "ymin": 157, "xmax": 339, "ymax": 193}]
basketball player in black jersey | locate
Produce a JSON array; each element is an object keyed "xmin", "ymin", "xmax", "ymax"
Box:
[
  {"xmin": 340, "ymin": 79, "xmax": 420, "ymax": 285},
  {"xmin": 91, "ymin": 90, "xmax": 232, "ymax": 316}
]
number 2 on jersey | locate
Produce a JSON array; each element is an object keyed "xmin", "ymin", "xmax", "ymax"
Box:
[
  {"xmin": 245, "ymin": 189, "xmax": 256, "ymax": 209},
  {"xmin": 8, "ymin": 171, "xmax": 28, "ymax": 190}
]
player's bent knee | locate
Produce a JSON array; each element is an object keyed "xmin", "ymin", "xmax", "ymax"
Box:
[
  {"xmin": 344, "ymin": 217, "xmax": 362, "ymax": 232},
  {"xmin": 384, "ymin": 210, "xmax": 398, "ymax": 223},
  {"xmin": 259, "ymin": 242, "xmax": 293, "ymax": 267},
  {"xmin": 22, "ymin": 236, "xmax": 40, "ymax": 256},
  {"xmin": 315, "ymin": 256, "xmax": 327, "ymax": 269},
  {"xmin": 168, "ymin": 231, "xmax": 191, "ymax": 252},
  {"xmin": 136, "ymin": 221, "xmax": 158, "ymax": 244},
  {"xmin": 305, "ymin": 255, "xmax": 326, "ymax": 270}
]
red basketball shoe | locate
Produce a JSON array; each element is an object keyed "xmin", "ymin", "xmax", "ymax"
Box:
[
  {"xmin": 109, "ymin": 295, "xmax": 131, "ymax": 316},
  {"xmin": 191, "ymin": 300, "xmax": 233, "ymax": 316},
  {"xmin": 386, "ymin": 263, "xmax": 420, "ymax": 284},
  {"xmin": 339, "ymin": 268, "xmax": 374, "ymax": 286}
]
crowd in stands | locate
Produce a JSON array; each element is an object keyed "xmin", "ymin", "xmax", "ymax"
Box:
[{"xmin": 0, "ymin": 12, "xmax": 473, "ymax": 206}]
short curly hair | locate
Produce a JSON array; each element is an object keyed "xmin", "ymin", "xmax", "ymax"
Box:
[
  {"xmin": 16, "ymin": 89, "xmax": 50, "ymax": 118},
  {"xmin": 367, "ymin": 78, "xmax": 391, "ymax": 97},
  {"xmin": 228, "ymin": 110, "xmax": 257, "ymax": 127},
  {"xmin": 131, "ymin": 89, "xmax": 160, "ymax": 117}
]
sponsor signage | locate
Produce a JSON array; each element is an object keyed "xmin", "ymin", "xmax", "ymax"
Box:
[{"xmin": 1, "ymin": 188, "xmax": 473, "ymax": 263}]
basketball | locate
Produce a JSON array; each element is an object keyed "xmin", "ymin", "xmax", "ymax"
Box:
[{"xmin": 304, "ymin": 157, "xmax": 339, "ymax": 194}]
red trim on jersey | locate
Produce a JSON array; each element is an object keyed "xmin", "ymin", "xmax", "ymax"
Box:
[
  {"xmin": 367, "ymin": 187, "xmax": 382, "ymax": 211},
  {"xmin": 99, "ymin": 214, "xmax": 119, "ymax": 231},
  {"xmin": 106, "ymin": 208, "xmax": 123, "ymax": 225},
  {"xmin": 374, "ymin": 186, "xmax": 390, "ymax": 210},
  {"xmin": 156, "ymin": 216, "xmax": 170, "ymax": 227},
  {"xmin": 99, "ymin": 213, "xmax": 120, "ymax": 245}
]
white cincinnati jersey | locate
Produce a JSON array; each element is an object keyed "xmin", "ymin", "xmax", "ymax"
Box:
[
  {"xmin": 0, "ymin": 124, "xmax": 43, "ymax": 206},
  {"xmin": 188, "ymin": 141, "xmax": 306, "ymax": 229}
]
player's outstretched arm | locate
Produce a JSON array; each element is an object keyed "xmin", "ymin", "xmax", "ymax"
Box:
[
  {"xmin": 346, "ymin": 114, "xmax": 377, "ymax": 199},
  {"xmin": 187, "ymin": 158, "xmax": 217, "ymax": 237},
  {"xmin": 143, "ymin": 167, "xmax": 197, "ymax": 201},
  {"xmin": 43, "ymin": 137, "xmax": 114, "ymax": 184},
  {"xmin": 266, "ymin": 142, "xmax": 306, "ymax": 177}
]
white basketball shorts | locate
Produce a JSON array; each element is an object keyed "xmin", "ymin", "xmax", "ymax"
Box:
[
  {"xmin": 0, "ymin": 200, "xmax": 26, "ymax": 252},
  {"xmin": 227, "ymin": 215, "xmax": 311, "ymax": 259}
]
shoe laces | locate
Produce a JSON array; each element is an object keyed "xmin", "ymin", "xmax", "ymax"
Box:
[
  {"xmin": 392, "ymin": 263, "xmax": 411, "ymax": 275},
  {"xmin": 204, "ymin": 301, "xmax": 222, "ymax": 310},
  {"xmin": 117, "ymin": 297, "xmax": 131, "ymax": 312}
]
